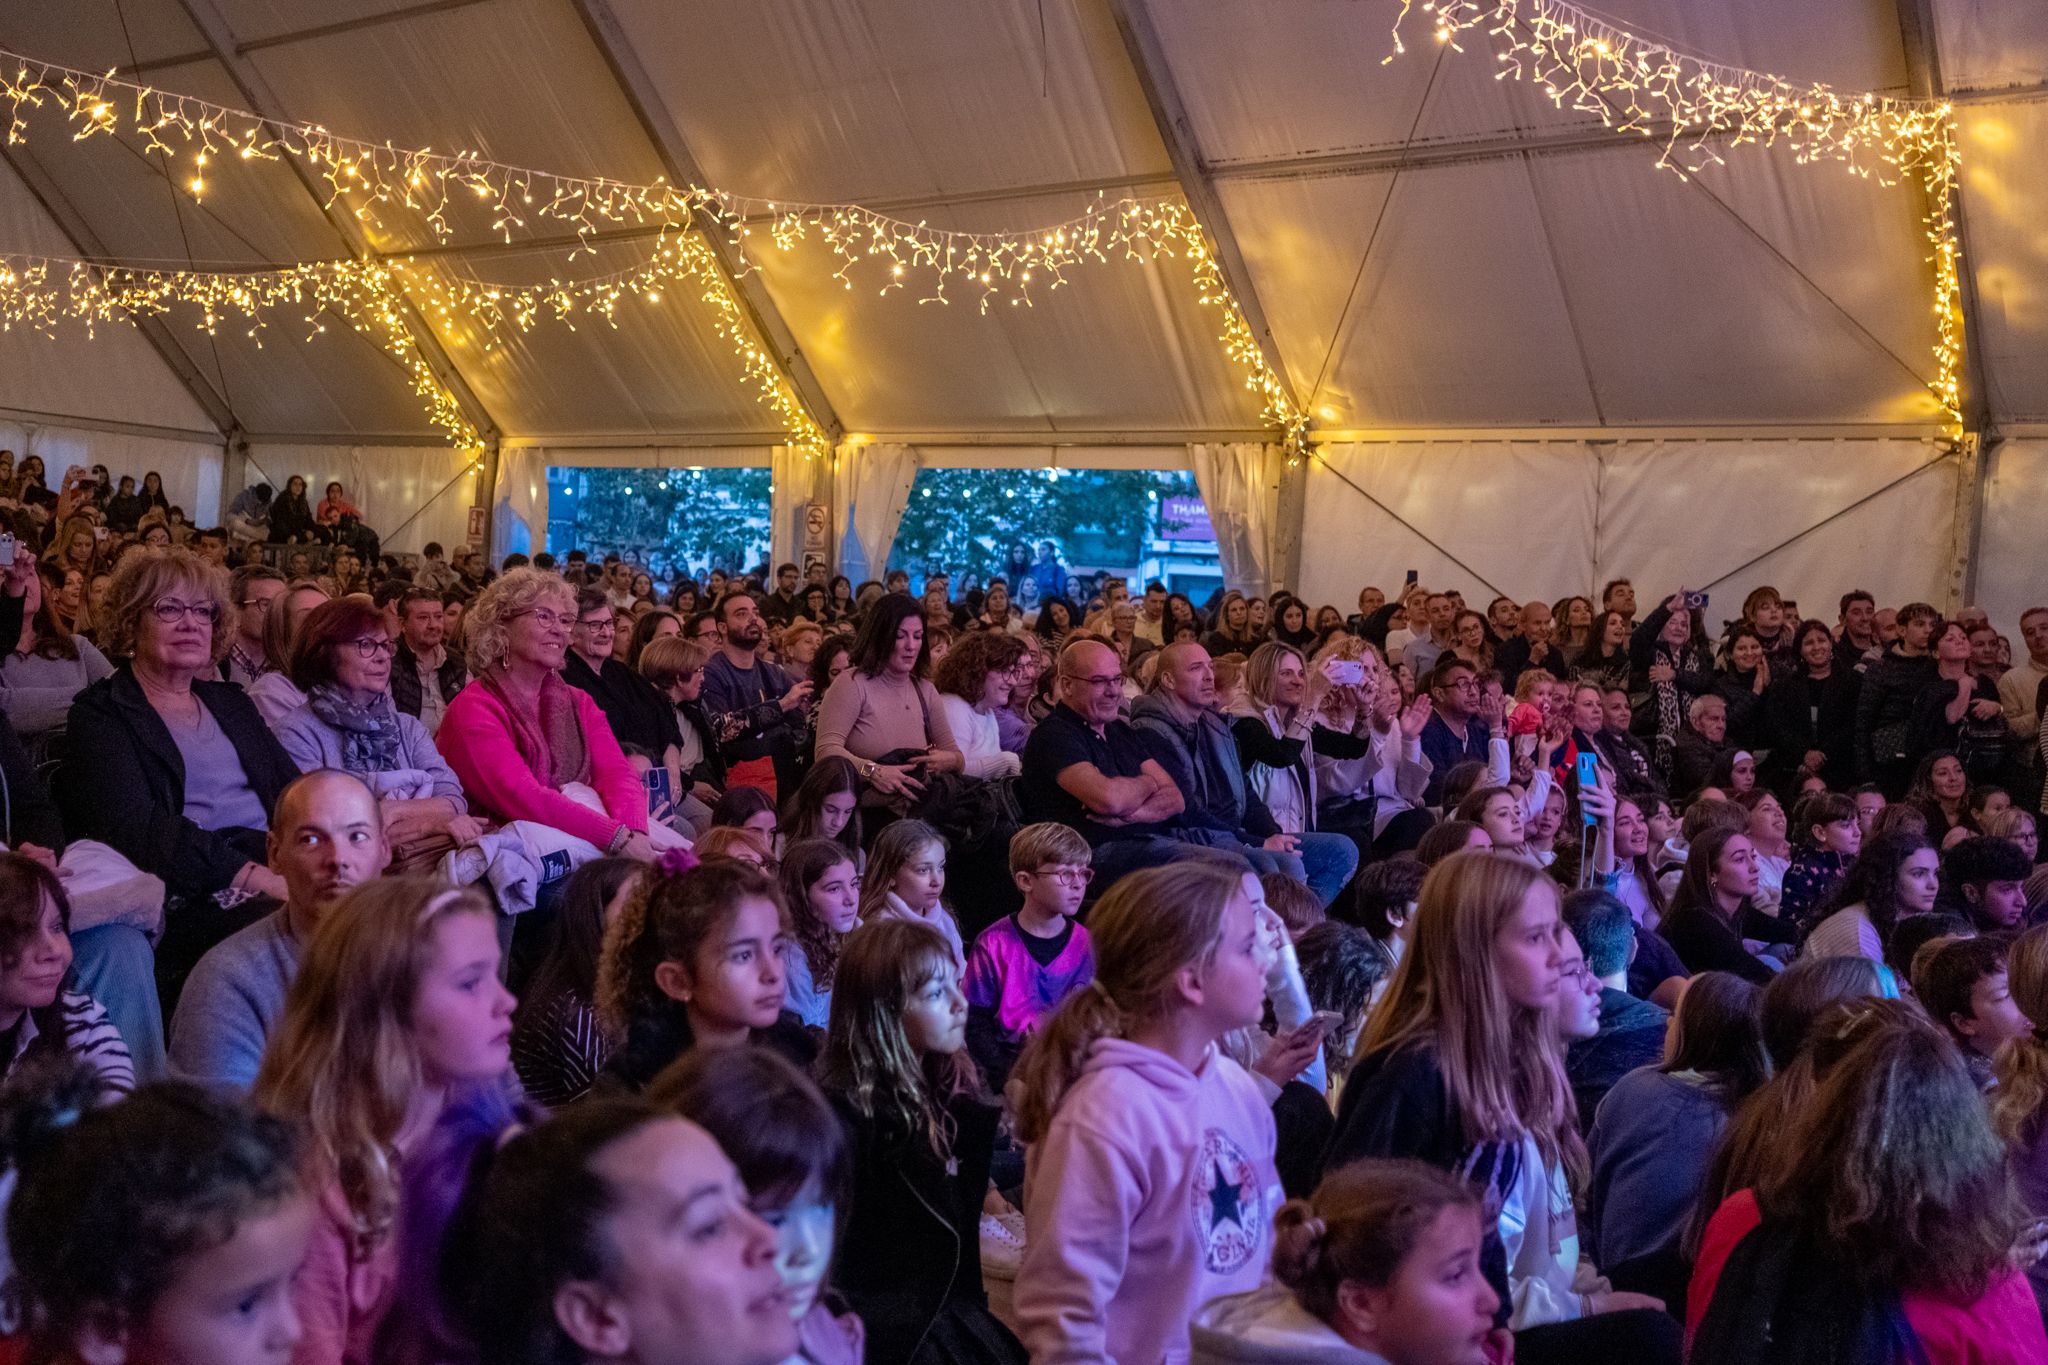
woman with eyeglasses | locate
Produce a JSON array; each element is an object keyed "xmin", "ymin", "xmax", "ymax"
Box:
[
  {"xmin": 271, "ymin": 597, "xmax": 480, "ymax": 866},
  {"xmin": 437, "ymin": 568, "xmax": 658, "ymax": 863},
  {"xmin": 60, "ymin": 548, "xmax": 300, "ymax": 989}
]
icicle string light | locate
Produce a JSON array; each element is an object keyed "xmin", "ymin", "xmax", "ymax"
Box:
[
  {"xmin": 1384, "ymin": 0, "xmax": 1964, "ymax": 427},
  {"xmin": 0, "ymin": 14, "xmax": 1959, "ymax": 444}
]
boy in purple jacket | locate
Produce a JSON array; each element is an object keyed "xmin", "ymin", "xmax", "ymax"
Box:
[{"xmin": 965, "ymin": 822, "xmax": 1097, "ymax": 1091}]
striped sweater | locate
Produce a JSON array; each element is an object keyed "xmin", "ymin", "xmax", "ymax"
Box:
[{"xmin": 1, "ymin": 990, "xmax": 134, "ymax": 1097}]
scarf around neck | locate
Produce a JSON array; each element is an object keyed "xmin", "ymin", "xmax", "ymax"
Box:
[
  {"xmin": 307, "ymin": 684, "xmax": 403, "ymax": 774},
  {"xmin": 480, "ymin": 667, "xmax": 590, "ymax": 790}
]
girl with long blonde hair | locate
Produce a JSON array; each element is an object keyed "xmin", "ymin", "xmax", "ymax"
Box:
[
  {"xmin": 1324, "ymin": 851, "xmax": 1676, "ymax": 1359},
  {"xmin": 1011, "ymin": 860, "xmax": 1282, "ymax": 1365},
  {"xmin": 252, "ymin": 877, "xmax": 515, "ymax": 1365}
]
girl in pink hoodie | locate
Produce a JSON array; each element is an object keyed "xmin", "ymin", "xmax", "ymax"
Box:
[{"xmin": 1012, "ymin": 860, "xmax": 1284, "ymax": 1365}]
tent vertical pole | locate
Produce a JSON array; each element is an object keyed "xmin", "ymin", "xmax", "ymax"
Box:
[
  {"xmin": 218, "ymin": 435, "xmax": 247, "ymax": 525},
  {"xmin": 1947, "ymin": 433, "xmax": 1984, "ymax": 612},
  {"xmin": 1272, "ymin": 452, "xmax": 1307, "ymax": 598},
  {"xmin": 473, "ymin": 438, "xmax": 501, "ymax": 564}
]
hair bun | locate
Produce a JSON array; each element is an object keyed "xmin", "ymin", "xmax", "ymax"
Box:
[{"xmin": 1269, "ymin": 1199, "xmax": 1327, "ymax": 1291}]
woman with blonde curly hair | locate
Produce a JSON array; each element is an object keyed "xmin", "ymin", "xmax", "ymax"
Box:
[
  {"xmin": 436, "ymin": 567, "xmax": 656, "ymax": 861},
  {"xmin": 253, "ymin": 877, "xmax": 514, "ymax": 1365}
]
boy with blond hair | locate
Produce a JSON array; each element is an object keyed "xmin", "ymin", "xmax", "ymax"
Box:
[{"xmin": 964, "ymin": 822, "xmax": 1098, "ymax": 1090}]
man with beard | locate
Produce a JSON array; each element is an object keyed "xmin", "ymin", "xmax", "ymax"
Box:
[{"xmin": 698, "ymin": 589, "xmax": 812, "ymax": 799}]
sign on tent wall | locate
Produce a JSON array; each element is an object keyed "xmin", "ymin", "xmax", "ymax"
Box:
[{"xmin": 1300, "ymin": 439, "xmax": 1959, "ymax": 625}]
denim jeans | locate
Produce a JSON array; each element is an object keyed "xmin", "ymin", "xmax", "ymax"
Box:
[
  {"xmin": 1251, "ymin": 832, "xmax": 1359, "ymax": 908},
  {"xmin": 69, "ymin": 922, "xmax": 167, "ymax": 1082}
]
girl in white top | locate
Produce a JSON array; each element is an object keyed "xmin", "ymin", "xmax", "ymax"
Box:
[
  {"xmin": 931, "ymin": 630, "xmax": 1027, "ymax": 780},
  {"xmin": 1805, "ymin": 829, "xmax": 1940, "ymax": 962},
  {"xmin": 857, "ymin": 819, "xmax": 964, "ymax": 967}
]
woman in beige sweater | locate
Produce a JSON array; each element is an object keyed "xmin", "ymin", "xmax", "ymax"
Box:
[{"xmin": 814, "ymin": 592, "xmax": 964, "ymax": 803}]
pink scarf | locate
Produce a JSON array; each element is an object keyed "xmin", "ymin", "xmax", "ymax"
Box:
[{"xmin": 480, "ymin": 668, "xmax": 590, "ymax": 790}]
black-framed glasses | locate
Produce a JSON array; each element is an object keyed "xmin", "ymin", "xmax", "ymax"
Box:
[
  {"xmin": 350, "ymin": 636, "xmax": 398, "ymax": 660},
  {"xmin": 574, "ymin": 616, "xmax": 617, "ymax": 635},
  {"xmin": 150, "ymin": 599, "xmax": 220, "ymax": 624}
]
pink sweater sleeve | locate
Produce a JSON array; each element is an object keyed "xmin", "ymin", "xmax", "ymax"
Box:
[
  {"xmin": 437, "ymin": 690, "xmax": 631, "ymax": 850},
  {"xmin": 574, "ymin": 689, "xmax": 649, "ymax": 835}
]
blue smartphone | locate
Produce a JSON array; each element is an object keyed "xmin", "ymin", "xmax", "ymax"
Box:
[{"xmin": 1575, "ymin": 751, "xmax": 1600, "ymax": 824}]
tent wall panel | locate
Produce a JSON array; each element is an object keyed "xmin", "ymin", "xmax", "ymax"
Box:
[
  {"xmin": 1301, "ymin": 439, "xmax": 1955, "ymax": 626},
  {"xmin": 242, "ymin": 444, "xmax": 478, "ymax": 557},
  {"xmin": 1978, "ymin": 438, "xmax": 2048, "ymax": 639},
  {"xmin": 0, "ymin": 422, "xmax": 224, "ymax": 524}
]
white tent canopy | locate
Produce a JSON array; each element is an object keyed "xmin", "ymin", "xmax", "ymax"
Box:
[{"xmin": 0, "ymin": 0, "xmax": 2037, "ymax": 624}]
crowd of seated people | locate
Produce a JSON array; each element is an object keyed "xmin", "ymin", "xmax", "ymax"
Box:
[{"xmin": 2, "ymin": 468, "xmax": 2048, "ymax": 1365}]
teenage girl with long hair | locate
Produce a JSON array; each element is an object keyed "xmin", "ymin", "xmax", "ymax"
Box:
[
  {"xmin": 817, "ymin": 918, "xmax": 1022, "ymax": 1365},
  {"xmin": 781, "ymin": 755, "xmax": 864, "ymax": 864},
  {"xmin": 252, "ymin": 879, "xmax": 515, "ymax": 1365},
  {"xmin": 508, "ymin": 855, "xmax": 639, "ymax": 1107},
  {"xmin": 1011, "ymin": 860, "xmax": 1283, "ymax": 1365},
  {"xmin": 1323, "ymin": 851, "xmax": 1679, "ymax": 1364}
]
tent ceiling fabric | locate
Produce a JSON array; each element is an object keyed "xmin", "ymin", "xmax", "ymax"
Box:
[{"xmin": 0, "ymin": 0, "xmax": 2033, "ymax": 442}]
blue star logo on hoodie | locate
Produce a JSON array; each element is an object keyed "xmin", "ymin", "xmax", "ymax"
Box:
[{"xmin": 1192, "ymin": 1128, "xmax": 1261, "ymax": 1274}]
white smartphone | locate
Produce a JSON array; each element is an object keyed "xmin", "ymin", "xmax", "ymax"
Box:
[
  {"xmin": 0, "ymin": 534, "xmax": 17, "ymax": 568},
  {"xmin": 1325, "ymin": 659, "xmax": 1365, "ymax": 686}
]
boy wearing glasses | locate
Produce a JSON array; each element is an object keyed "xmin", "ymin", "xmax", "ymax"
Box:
[{"xmin": 963, "ymin": 821, "xmax": 1097, "ymax": 1092}]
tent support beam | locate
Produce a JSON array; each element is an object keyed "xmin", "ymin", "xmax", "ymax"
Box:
[
  {"xmin": 171, "ymin": 0, "xmax": 503, "ymax": 450},
  {"xmin": 1897, "ymin": 0, "xmax": 1990, "ymax": 603},
  {"xmin": 566, "ymin": 0, "xmax": 844, "ymax": 447},
  {"xmin": 1897, "ymin": 0, "xmax": 1992, "ymax": 432},
  {"xmin": 0, "ymin": 145, "xmax": 240, "ymax": 442},
  {"xmin": 120, "ymin": 0, "xmax": 500, "ymax": 77},
  {"xmin": 1105, "ymin": 0, "xmax": 1304, "ymax": 583},
  {"xmin": 1105, "ymin": 0, "xmax": 1296, "ymax": 407}
]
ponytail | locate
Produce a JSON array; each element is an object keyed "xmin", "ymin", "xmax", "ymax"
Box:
[
  {"xmin": 1010, "ymin": 861, "xmax": 1243, "ymax": 1144},
  {"xmin": 1994, "ymin": 925, "xmax": 2048, "ymax": 1144},
  {"xmin": 1270, "ymin": 1160, "xmax": 1483, "ymax": 1326}
]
